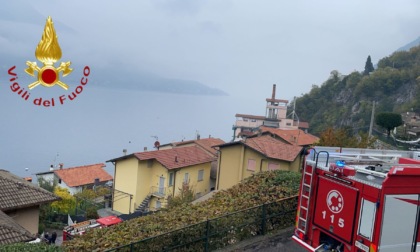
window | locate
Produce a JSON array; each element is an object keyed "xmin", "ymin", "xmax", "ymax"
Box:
[
  {"xmin": 183, "ymin": 173, "xmax": 189, "ymax": 184},
  {"xmin": 247, "ymin": 159, "xmax": 256, "ymax": 171},
  {"xmin": 358, "ymin": 199, "xmax": 376, "ymax": 241},
  {"xmin": 156, "ymin": 200, "xmax": 161, "ymax": 209},
  {"xmin": 168, "ymin": 172, "xmax": 174, "ymax": 186},
  {"xmin": 286, "ymin": 122, "xmax": 291, "ymax": 126},
  {"xmin": 147, "ymin": 160, "xmax": 153, "ymax": 168},
  {"xmin": 251, "ymin": 119, "xmax": 257, "ymax": 122},
  {"xmin": 198, "ymin": 170, "xmax": 204, "ymax": 181}
]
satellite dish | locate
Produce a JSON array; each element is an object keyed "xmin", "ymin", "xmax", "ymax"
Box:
[{"xmin": 154, "ymin": 141, "xmax": 160, "ymax": 148}]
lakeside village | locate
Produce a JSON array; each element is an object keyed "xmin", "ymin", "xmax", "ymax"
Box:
[
  {"xmin": 2, "ymin": 84, "xmax": 316, "ymax": 245},
  {"xmin": 2, "ymin": 84, "xmax": 420, "ymax": 249}
]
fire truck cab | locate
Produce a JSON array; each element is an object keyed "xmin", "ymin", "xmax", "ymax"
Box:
[{"xmin": 293, "ymin": 148, "xmax": 420, "ymax": 252}]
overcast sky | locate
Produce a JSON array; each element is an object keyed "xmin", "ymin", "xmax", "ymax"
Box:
[{"xmin": 1, "ymin": 0, "xmax": 420, "ymax": 177}]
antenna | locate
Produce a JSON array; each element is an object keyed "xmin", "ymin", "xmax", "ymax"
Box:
[
  {"xmin": 287, "ymin": 96, "xmax": 300, "ymax": 128},
  {"xmin": 52, "ymin": 152, "xmax": 59, "ymax": 168}
]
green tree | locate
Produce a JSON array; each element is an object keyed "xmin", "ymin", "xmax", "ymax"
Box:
[
  {"xmin": 37, "ymin": 177, "xmax": 57, "ymax": 192},
  {"xmin": 364, "ymin": 55, "xmax": 374, "ymax": 75},
  {"xmin": 375, "ymin": 112, "xmax": 403, "ymax": 136}
]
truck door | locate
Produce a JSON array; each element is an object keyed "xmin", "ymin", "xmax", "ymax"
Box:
[
  {"xmin": 378, "ymin": 194, "xmax": 420, "ymax": 252},
  {"xmin": 313, "ymin": 177, "xmax": 358, "ymax": 244}
]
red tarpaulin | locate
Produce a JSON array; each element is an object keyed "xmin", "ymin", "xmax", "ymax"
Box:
[{"xmin": 96, "ymin": 216, "xmax": 122, "ymax": 227}]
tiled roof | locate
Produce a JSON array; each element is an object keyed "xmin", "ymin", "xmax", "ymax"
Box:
[
  {"xmin": 297, "ymin": 121, "xmax": 309, "ymax": 129},
  {"xmin": 0, "ymin": 170, "xmax": 59, "ymax": 211},
  {"xmin": 190, "ymin": 138, "xmax": 224, "ymax": 155},
  {"xmin": 244, "ymin": 135, "xmax": 303, "ymax": 161},
  {"xmin": 133, "ymin": 146, "xmax": 215, "ymax": 170},
  {"xmin": 54, "ymin": 163, "xmax": 112, "ymax": 188},
  {"xmin": 260, "ymin": 126, "xmax": 319, "ymax": 146},
  {"xmin": 158, "ymin": 138, "xmax": 224, "ymax": 156},
  {"xmin": 0, "ymin": 210, "xmax": 35, "ymax": 245}
]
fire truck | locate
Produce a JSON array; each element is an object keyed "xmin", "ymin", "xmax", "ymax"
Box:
[
  {"xmin": 63, "ymin": 215, "xmax": 123, "ymax": 241},
  {"xmin": 293, "ymin": 148, "xmax": 420, "ymax": 252}
]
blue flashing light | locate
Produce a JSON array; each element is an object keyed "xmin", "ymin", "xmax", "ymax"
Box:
[{"xmin": 335, "ymin": 160, "xmax": 345, "ymax": 167}]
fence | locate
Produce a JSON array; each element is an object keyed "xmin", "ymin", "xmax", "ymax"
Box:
[{"xmin": 105, "ymin": 195, "xmax": 298, "ymax": 252}]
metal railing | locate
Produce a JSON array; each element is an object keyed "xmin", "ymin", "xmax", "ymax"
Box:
[
  {"xmin": 105, "ymin": 195, "xmax": 298, "ymax": 252},
  {"xmin": 150, "ymin": 186, "xmax": 168, "ymax": 198}
]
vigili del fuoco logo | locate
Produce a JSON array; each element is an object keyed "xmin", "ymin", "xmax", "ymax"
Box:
[{"xmin": 8, "ymin": 16, "xmax": 90, "ymax": 107}]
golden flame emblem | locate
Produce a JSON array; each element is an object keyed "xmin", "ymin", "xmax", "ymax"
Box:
[{"xmin": 25, "ymin": 16, "xmax": 72, "ymax": 90}]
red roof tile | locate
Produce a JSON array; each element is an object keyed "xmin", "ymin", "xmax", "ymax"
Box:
[
  {"xmin": 134, "ymin": 146, "xmax": 215, "ymax": 170},
  {"xmin": 160, "ymin": 138, "xmax": 225, "ymax": 156},
  {"xmin": 260, "ymin": 126, "xmax": 319, "ymax": 146},
  {"xmin": 191, "ymin": 138, "xmax": 224, "ymax": 155},
  {"xmin": 243, "ymin": 135, "xmax": 303, "ymax": 162},
  {"xmin": 54, "ymin": 163, "xmax": 112, "ymax": 187}
]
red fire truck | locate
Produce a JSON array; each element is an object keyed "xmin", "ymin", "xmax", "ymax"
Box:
[
  {"xmin": 63, "ymin": 215, "xmax": 123, "ymax": 241},
  {"xmin": 293, "ymin": 148, "xmax": 420, "ymax": 252}
]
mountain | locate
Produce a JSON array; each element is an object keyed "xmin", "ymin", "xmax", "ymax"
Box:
[
  {"xmin": 0, "ymin": 53, "xmax": 227, "ymax": 96},
  {"xmin": 396, "ymin": 36, "xmax": 420, "ymax": 52},
  {"xmin": 293, "ymin": 45, "xmax": 420, "ymax": 135}
]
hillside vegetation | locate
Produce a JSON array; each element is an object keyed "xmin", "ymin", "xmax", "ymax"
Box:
[
  {"xmin": 295, "ymin": 45, "xmax": 420, "ymax": 135},
  {"xmin": 62, "ymin": 170, "xmax": 300, "ymax": 251}
]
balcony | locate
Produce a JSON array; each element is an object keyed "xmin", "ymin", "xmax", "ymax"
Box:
[{"xmin": 150, "ymin": 186, "xmax": 167, "ymax": 198}]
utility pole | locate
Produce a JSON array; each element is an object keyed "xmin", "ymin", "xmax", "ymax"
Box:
[{"xmin": 368, "ymin": 101, "xmax": 376, "ymax": 138}]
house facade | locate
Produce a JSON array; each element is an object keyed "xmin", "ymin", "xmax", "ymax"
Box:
[
  {"xmin": 0, "ymin": 169, "xmax": 59, "ymax": 244},
  {"xmin": 36, "ymin": 163, "xmax": 113, "ymax": 195},
  {"xmin": 158, "ymin": 137, "xmax": 225, "ymax": 191},
  {"xmin": 215, "ymin": 134, "xmax": 304, "ymax": 190},
  {"xmin": 108, "ymin": 145, "xmax": 216, "ymax": 214},
  {"xmin": 232, "ymin": 84, "xmax": 310, "ymax": 140}
]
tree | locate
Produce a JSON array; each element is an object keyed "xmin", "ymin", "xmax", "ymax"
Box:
[
  {"xmin": 364, "ymin": 55, "xmax": 375, "ymax": 75},
  {"xmin": 50, "ymin": 187, "xmax": 76, "ymax": 214},
  {"xmin": 317, "ymin": 127, "xmax": 376, "ymax": 148},
  {"xmin": 167, "ymin": 183, "xmax": 195, "ymax": 209},
  {"xmin": 375, "ymin": 112, "xmax": 403, "ymax": 136},
  {"xmin": 37, "ymin": 177, "xmax": 57, "ymax": 193},
  {"xmin": 317, "ymin": 127, "xmax": 357, "ymax": 147}
]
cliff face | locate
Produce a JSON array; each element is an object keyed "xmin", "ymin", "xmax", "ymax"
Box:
[{"xmin": 293, "ymin": 45, "xmax": 420, "ymax": 136}]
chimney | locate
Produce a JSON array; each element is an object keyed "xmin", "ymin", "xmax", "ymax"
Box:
[
  {"xmin": 272, "ymin": 84, "xmax": 276, "ymax": 99},
  {"xmin": 144, "ymin": 147, "xmax": 147, "ymax": 152},
  {"xmin": 123, "ymin": 149, "xmax": 127, "ymax": 155},
  {"xmin": 50, "ymin": 165, "xmax": 54, "ymax": 171},
  {"xmin": 59, "ymin": 163, "xmax": 64, "ymax": 169}
]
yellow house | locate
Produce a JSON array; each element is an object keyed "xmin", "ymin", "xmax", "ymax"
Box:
[
  {"xmin": 216, "ymin": 134, "xmax": 304, "ymax": 190},
  {"xmin": 108, "ymin": 145, "xmax": 216, "ymax": 214}
]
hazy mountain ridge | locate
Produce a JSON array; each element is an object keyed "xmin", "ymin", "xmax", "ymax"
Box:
[
  {"xmin": 0, "ymin": 53, "xmax": 227, "ymax": 96},
  {"xmin": 397, "ymin": 36, "xmax": 420, "ymax": 52},
  {"xmin": 294, "ymin": 44, "xmax": 420, "ymax": 135}
]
